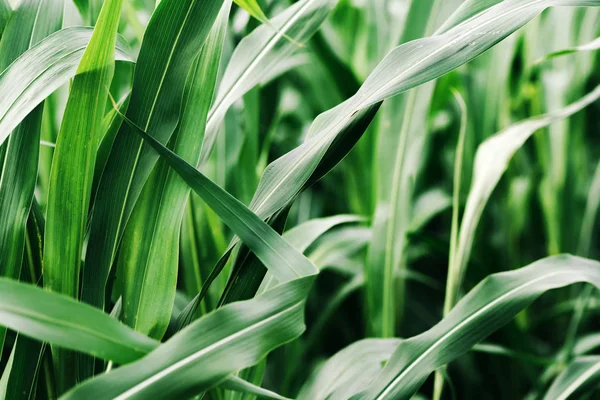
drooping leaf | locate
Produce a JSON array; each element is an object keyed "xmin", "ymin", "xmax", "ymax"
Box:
[
  {"xmin": 0, "ymin": 27, "xmax": 134, "ymax": 148},
  {"xmin": 298, "ymin": 339, "xmax": 401, "ymax": 400},
  {"xmin": 70, "ymin": 106, "xmax": 319, "ymax": 398},
  {"xmin": 239, "ymin": 0, "xmax": 600, "ymax": 262},
  {"xmin": 0, "ymin": 278, "xmax": 159, "ymax": 364}
]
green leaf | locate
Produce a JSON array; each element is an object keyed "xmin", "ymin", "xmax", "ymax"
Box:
[
  {"xmin": 534, "ymin": 35, "xmax": 600, "ymax": 65},
  {"xmin": 82, "ymin": 0, "xmax": 225, "ymax": 310},
  {"xmin": 0, "ymin": 0, "xmax": 64, "ymax": 391},
  {"xmin": 200, "ymin": 0, "xmax": 337, "ymax": 163},
  {"xmin": 0, "ymin": 278, "xmax": 159, "ymax": 364},
  {"xmin": 62, "ymin": 277, "xmax": 310, "ymax": 399},
  {"xmin": 298, "ymin": 339, "xmax": 401, "ymax": 400},
  {"xmin": 44, "ymin": 0, "xmax": 123, "ymax": 299},
  {"xmin": 233, "ymin": 0, "xmax": 269, "ymax": 23},
  {"xmin": 446, "ymin": 83, "xmax": 600, "ymax": 313},
  {"xmin": 0, "ymin": 27, "xmax": 134, "ymax": 148},
  {"xmin": 235, "ymin": 0, "xmax": 600, "ymax": 269},
  {"xmin": 220, "ymin": 375, "xmax": 292, "ymax": 400},
  {"xmin": 351, "ymin": 255, "xmax": 600, "ymax": 399},
  {"xmin": 543, "ymin": 356, "xmax": 600, "ymax": 400},
  {"xmin": 0, "ymin": 0, "xmax": 10, "ymax": 36},
  {"xmin": 118, "ymin": 0, "xmax": 230, "ymax": 340},
  {"xmin": 42, "ymin": 0, "xmax": 124, "ymax": 390},
  {"xmin": 73, "ymin": 102, "xmax": 319, "ymax": 398},
  {"xmin": 0, "ymin": 0, "xmax": 64, "ymax": 277}
]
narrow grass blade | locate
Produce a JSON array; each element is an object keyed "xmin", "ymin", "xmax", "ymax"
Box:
[
  {"xmin": 68, "ymin": 105, "xmax": 320, "ymax": 398},
  {"xmin": 534, "ymin": 36, "xmax": 600, "ymax": 66},
  {"xmin": 0, "ymin": 0, "xmax": 63, "ymax": 382},
  {"xmin": 42, "ymin": 0, "xmax": 124, "ymax": 390},
  {"xmin": 0, "ymin": 278, "xmax": 159, "ymax": 363},
  {"xmin": 82, "ymin": 0, "xmax": 225, "ymax": 310},
  {"xmin": 44, "ymin": 0, "xmax": 122, "ymax": 297},
  {"xmin": 543, "ymin": 356, "xmax": 600, "ymax": 400},
  {"xmin": 0, "ymin": 0, "xmax": 10, "ymax": 36},
  {"xmin": 352, "ymin": 255, "xmax": 600, "ymax": 400},
  {"xmin": 118, "ymin": 1, "xmax": 230, "ymax": 340},
  {"xmin": 0, "ymin": 0, "xmax": 64, "ymax": 280},
  {"xmin": 220, "ymin": 375, "xmax": 292, "ymax": 400},
  {"xmin": 0, "ymin": 27, "xmax": 133, "ymax": 148}
]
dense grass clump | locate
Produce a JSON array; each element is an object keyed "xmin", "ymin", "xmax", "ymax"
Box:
[{"xmin": 1, "ymin": 0, "xmax": 600, "ymax": 399}]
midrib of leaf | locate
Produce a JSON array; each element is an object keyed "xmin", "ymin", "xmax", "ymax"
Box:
[
  {"xmin": 114, "ymin": 110, "xmax": 312, "ymax": 281},
  {"xmin": 112, "ymin": 301, "xmax": 303, "ymax": 399},
  {"xmin": 27, "ymin": 0, "xmax": 43, "ymax": 48},
  {"xmin": 0, "ymin": 304, "xmax": 158, "ymax": 357},
  {"xmin": 205, "ymin": 0, "xmax": 313, "ymax": 130},
  {"xmin": 375, "ymin": 271, "xmax": 565, "ymax": 399}
]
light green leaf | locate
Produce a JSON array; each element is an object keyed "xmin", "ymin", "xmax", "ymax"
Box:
[
  {"xmin": 201, "ymin": 0, "xmax": 337, "ymax": 164},
  {"xmin": 0, "ymin": 278, "xmax": 159, "ymax": 364},
  {"xmin": 73, "ymin": 102, "xmax": 319, "ymax": 398},
  {"xmin": 298, "ymin": 339, "xmax": 401, "ymax": 400},
  {"xmin": 220, "ymin": 375, "xmax": 292, "ymax": 400},
  {"xmin": 447, "ymin": 83, "xmax": 600, "ymax": 312},
  {"xmin": 534, "ymin": 35, "xmax": 600, "ymax": 65},
  {"xmin": 233, "ymin": 0, "xmax": 269, "ymax": 23},
  {"xmin": 543, "ymin": 356, "xmax": 600, "ymax": 400},
  {"xmin": 0, "ymin": 27, "xmax": 134, "ymax": 148},
  {"xmin": 44, "ymin": 0, "xmax": 123, "ymax": 299},
  {"xmin": 240, "ymin": 0, "xmax": 600, "ymax": 262},
  {"xmin": 352, "ymin": 255, "xmax": 600, "ymax": 399}
]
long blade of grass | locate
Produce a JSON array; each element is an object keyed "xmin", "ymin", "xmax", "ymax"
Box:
[
  {"xmin": 65, "ymin": 106, "xmax": 320, "ymax": 398},
  {"xmin": 0, "ymin": 27, "xmax": 133, "ymax": 148},
  {"xmin": 0, "ymin": 0, "xmax": 10, "ymax": 36},
  {"xmin": 351, "ymin": 255, "xmax": 600, "ymax": 399},
  {"xmin": 118, "ymin": 0, "xmax": 230, "ymax": 340},
  {"xmin": 42, "ymin": 0, "xmax": 124, "ymax": 390},
  {"xmin": 82, "ymin": 0, "xmax": 225, "ymax": 310},
  {"xmin": 0, "ymin": 0, "xmax": 63, "ymax": 382}
]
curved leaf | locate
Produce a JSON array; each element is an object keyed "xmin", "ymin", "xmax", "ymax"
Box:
[
  {"xmin": 201, "ymin": 0, "xmax": 337, "ymax": 164},
  {"xmin": 352, "ymin": 255, "xmax": 600, "ymax": 399},
  {"xmin": 543, "ymin": 356, "xmax": 600, "ymax": 400},
  {"xmin": 298, "ymin": 339, "xmax": 401, "ymax": 400},
  {"xmin": 0, "ymin": 278, "xmax": 159, "ymax": 364},
  {"xmin": 0, "ymin": 27, "xmax": 133, "ymax": 148}
]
